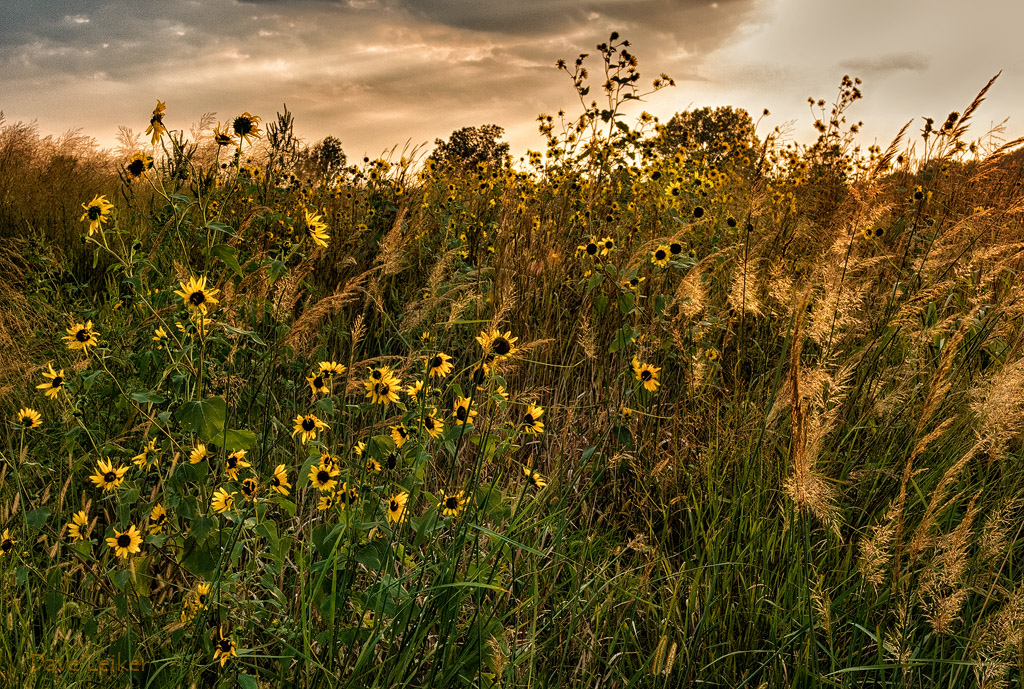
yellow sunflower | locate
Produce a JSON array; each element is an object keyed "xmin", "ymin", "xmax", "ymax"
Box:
[
  {"xmin": 386, "ymin": 492, "xmax": 409, "ymax": 524},
  {"xmin": 522, "ymin": 405, "xmax": 545, "ymax": 434},
  {"xmin": 145, "ymin": 100, "xmax": 167, "ymax": 145},
  {"xmin": 212, "ymin": 122, "xmax": 235, "ymax": 147},
  {"xmin": 651, "ymin": 245, "xmax": 671, "ymax": 268},
  {"xmin": 270, "ymin": 464, "xmax": 291, "ymax": 496},
  {"xmin": 0, "ymin": 529, "xmax": 16, "ymax": 556},
  {"xmin": 67, "ymin": 510, "xmax": 90, "ymax": 541},
  {"xmin": 439, "ymin": 489, "xmax": 469, "ymax": 518},
  {"xmin": 232, "ymin": 112, "xmax": 261, "ymax": 145},
  {"xmin": 148, "ymin": 504, "xmax": 168, "ymax": 534},
  {"xmin": 308, "ymin": 461, "xmax": 340, "ymax": 493},
  {"xmin": 317, "ymin": 492, "xmax": 336, "ymax": 511},
  {"xmin": 15, "ymin": 407, "xmax": 42, "ymax": 430},
  {"xmin": 132, "ymin": 438, "xmax": 160, "ymax": 470},
  {"xmin": 80, "ymin": 195, "xmax": 114, "ymax": 236},
  {"xmin": 106, "ymin": 525, "xmax": 142, "ymax": 559},
  {"xmin": 125, "ymin": 151, "xmax": 154, "ymax": 179},
  {"xmin": 174, "ymin": 276, "xmax": 220, "ymax": 314},
  {"xmin": 211, "ymin": 487, "xmax": 236, "ymax": 514},
  {"xmin": 365, "ymin": 375, "xmax": 400, "ymax": 406},
  {"xmin": 523, "ymin": 466, "xmax": 548, "ymax": 489},
  {"xmin": 426, "ymin": 352, "xmax": 454, "ymax": 379},
  {"xmin": 305, "ymin": 208, "xmax": 330, "ymax": 248},
  {"xmin": 36, "ymin": 364, "xmax": 66, "ymax": 398},
  {"xmin": 476, "ymin": 329, "xmax": 518, "ymax": 359},
  {"xmin": 306, "ymin": 371, "xmax": 331, "ymax": 396},
  {"xmin": 64, "ymin": 321, "xmax": 99, "ymax": 352},
  {"xmin": 632, "ymin": 357, "xmax": 661, "ymax": 392},
  {"xmin": 89, "ymin": 458, "xmax": 128, "ymax": 492},
  {"xmin": 224, "ymin": 449, "xmax": 251, "ymax": 480},
  {"xmin": 213, "ymin": 627, "xmax": 238, "ymax": 667},
  {"xmin": 189, "ymin": 443, "xmax": 210, "ymax": 464},
  {"xmin": 453, "ymin": 396, "xmax": 477, "ymax": 426},
  {"xmin": 318, "ymin": 361, "xmax": 347, "ymax": 377},
  {"xmin": 390, "ymin": 424, "xmax": 409, "ymax": 448},
  {"xmin": 292, "ymin": 414, "xmax": 327, "ymax": 444},
  {"xmin": 240, "ymin": 477, "xmax": 259, "ymax": 502},
  {"xmin": 422, "ymin": 411, "xmax": 444, "ymax": 439}
]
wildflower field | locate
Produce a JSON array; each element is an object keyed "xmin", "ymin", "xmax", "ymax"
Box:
[{"xmin": 3, "ymin": 35, "xmax": 1024, "ymax": 688}]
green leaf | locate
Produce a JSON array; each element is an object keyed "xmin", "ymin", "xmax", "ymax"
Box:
[
  {"xmin": 210, "ymin": 243, "xmax": 243, "ymax": 277},
  {"xmin": 238, "ymin": 674, "xmax": 259, "ymax": 689},
  {"xmin": 176, "ymin": 396, "xmax": 227, "ymax": 443},
  {"xmin": 221, "ymin": 429, "xmax": 257, "ymax": 452},
  {"xmin": 221, "ymin": 323, "xmax": 266, "ymax": 347},
  {"xmin": 130, "ymin": 390, "xmax": 167, "ymax": 404},
  {"xmin": 25, "ymin": 508, "xmax": 50, "ymax": 531},
  {"xmin": 608, "ymin": 324, "xmax": 636, "ymax": 354}
]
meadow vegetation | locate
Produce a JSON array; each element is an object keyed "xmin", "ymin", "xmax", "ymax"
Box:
[{"xmin": 3, "ymin": 33, "xmax": 1024, "ymax": 688}]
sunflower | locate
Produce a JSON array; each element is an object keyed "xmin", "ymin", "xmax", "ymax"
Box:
[
  {"xmin": 365, "ymin": 456, "xmax": 382, "ymax": 473},
  {"xmin": 174, "ymin": 276, "xmax": 220, "ymax": 314},
  {"xmin": 64, "ymin": 321, "xmax": 99, "ymax": 352},
  {"xmin": 632, "ymin": 358, "xmax": 661, "ymax": 392},
  {"xmin": 523, "ymin": 466, "xmax": 548, "ymax": 489},
  {"xmin": 89, "ymin": 458, "xmax": 129, "ymax": 492},
  {"xmin": 132, "ymin": 438, "xmax": 160, "ymax": 470},
  {"xmin": 67, "ymin": 510, "xmax": 89, "ymax": 541},
  {"xmin": 704, "ymin": 348, "xmax": 719, "ymax": 362},
  {"xmin": 292, "ymin": 414, "xmax": 327, "ymax": 444},
  {"xmin": 270, "ymin": 464, "xmax": 291, "ymax": 496},
  {"xmin": 15, "ymin": 407, "xmax": 42, "ymax": 430},
  {"xmin": 240, "ymin": 477, "xmax": 259, "ymax": 502},
  {"xmin": 145, "ymin": 100, "xmax": 167, "ymax": 145},
  {"xmin": 406, "ymin": 379, "xmax": 426, "ymax": 397},
  {"xmin": 148, "ymin": 504, "xmax": 168, "ymax": 534},
  {"xmin": 469, "ymin": 363, "xmax": 489, "ymax": 388},
  {"xmin": 365, "ymin": 376, "xmax": 400, "ymax": 406},
  {"xmin": 305, "ymin": 208, "xmax": 330, "ymax": 248},
  {"xmin": 522, "ymin": 405, "xmax": 545, "ymax": 434},
  {"xmin": 212, "ymin": 122, "xmax": 235, "ymax": 147},
  {"xmin": 669, "ymin": 241, "xmax": 683, "ymax": 255},
  {"xmin": 106, "ymin": 525, "xmax": 142, "ymax": 559},
  {"xmin": 427, "ymin": 352, "xmax": 454, "ymax": 379},
  {"xmin": 36, "ymin": 364, "xmax": 66, "ymax": 399},
  {"xmin": 352, "ymin": 441, "xmax": 366, "ymax": 458},
  {"xmin": 651, "ymin": 245, "xmax": 670, "ymax": 267},
  {"xmin": 476, "ymin": 329, "xmax": 518, "ymax": 359},
  {"xmin": 338, "ymin": 482, "xmax": 360, "ymax": 509},
  {"xmin": 439, "ymin": 489, "xmax": 469, "ymax": 518},
  {"xmin": 422, "ymin": 411, "xmax": 444, "ymax": 439},
  {"xmin": 577, "ymin": 238, "xmax": 599, "ymax": 258},
  {"xmin": 125, "ymin": 151, "xmax": 154, "ymax": 179},
  {"xmin": 390, "ymin": 424, "xmax": 409, "ymax": 448},
  {"xmin": 386, "ymin": 492, "xmax": 409, "ymax": 524},
  {"xmin": 181, "ymin": 582, "xmax": 212, "ymax": 622},
  {"xmin": 0, "ymin": 529, "xmax": 15, "ymax": 555},
  {"xmin": 306, "ymin": 371, "xmax": 331, "ymax": 396},
  {"xmin": 211, "ymin": 487, "xmax": 236, "ymax": 514},
  {"xmin": 189, "ymin": 443, "xmax": 210, "ymax": 465},
  {"xmin": 213, "ymin": 627, "xmax": 237, "ymax": 667},
  {"xmin": 599, "ymin": 236, "xmax": 615, "ymax": 256},
  {"xmin": 620, "ymin": 275, "xmax": 645, "ymax": 291},
  {"xmin": 384, "ymin": 451, "xmax": 399, "ymax": 471},
  {"xmin": 224, "ymin": 450, "xmax": 251, "ymax": 480},
  {"xmin": 152, "ymin": 327, "xmax": 169, "ymax": 349},
  {"xmin": 79, "ymin": 194, "xmax": 114, "ymax": 237},
  {"xmin": 453, "ymin": 396, "xmax": 477, "ymax": 426},
  {"xmin": 317, "ymin": 492, "xmax": 336, "ymax": 511},
  {"xmin": 232, "ymin": 112, "xmax": 262, "ymax": 145},
  {"xmin": 318, "ymin": 361, "xmax": 347, "ymax": 377},
  {"xmin": 308, "ymin": 462, "xmax": 340, "ymax": 493}
]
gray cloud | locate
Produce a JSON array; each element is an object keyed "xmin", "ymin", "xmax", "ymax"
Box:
[{"xmin": 839, "ymin": 52, "xmax": 930, "ymax": 77}]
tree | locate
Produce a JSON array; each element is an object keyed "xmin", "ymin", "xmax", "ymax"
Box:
[
  {"xmin": 655, "ymin": 106, "xmax": 758, "ymax": 165},
  {"xmin": 430, "ymin": 124, "xmax": 510, "ymax": 169},
  {"xmin": 306, "ymin": 136, "xmax": 347, "ymax": 179}
]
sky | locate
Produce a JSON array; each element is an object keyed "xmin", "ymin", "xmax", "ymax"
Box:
[{"xmin": 2, "ymin": 0, "xmax": 1022, "ymax": 160}]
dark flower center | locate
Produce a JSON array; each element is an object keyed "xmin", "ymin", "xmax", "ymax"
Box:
[
  {"xmin": 371, "ymin": 370, "xmax": 382, "ymax": 380},
  {"xmin": 524, "ymin": 414, "xmax": 535, "ymax": 426},
  {"xmin": 317, "ymin": 470, "xmax": 330, "ymax": 484},
  {"xmin": 378, "ymin": 383, "xmax": 391, "ymax": 397},
  {"xmin": 390, "ymin": 500, "xmax": 400, "ymax": 511},
  {"xmin": 152, "ymin": 513, "xmax": 166, "ymax": 524},
  {"xmin": 655, "ymin": 250, "xmax": 667, "ymax": 261},
  {"xmin": 493, "ymin": 337, "xmax": 511, "ymax": 355},
  {"xmin": 127, "ymin": 159, "xmax": 145, "ymax": 176},
  {"xmin": 302, "ymin": 418, "xmax": 316, "ymax": 431},
  {"xmin": 233, "ymin": 117, "xmax": 253, "ymax": 136},
  {"xmin": 104, "ymin": 471, "xmax": 117, "ymax": 483},
  {"xmin": 227, "ymin": 457, "xmax": 237, "ymax": 469},
  {"xmin": 51, "ymin": 376, "xmax": 63, "ymax": 387},
  {"xmin": 273, "ymin": 475, "xmax": 282, "ymax": 486},
  {"xmin": 76, "ymin": 328, "xmax": 90, "ymax": 342},
  {"xmin": 219, "ymin": 639, "xmax": 232, "ymax": 652},
  {"xmin": 424, "ymin": 417, "xmax": 435, "ymax": 430},
  {"xmin": 430, "ymin": 355, "xmax": 443, "ymax": 368},
  {"xmin": 386, "ymin": 453, "xmax": 397, "ymax": 469},
  {"xmin": 313, "ymin": 375, "xmax": 324, "ymax": 388},
  {"xmin": 87, "ymin": 206, "xmax": 102, "ymax": 220},
  {"xmin": 445, "ymin": 497, "xmax": 459, "ymax": 510},
  {"xmin": 117, "ymin": 534, "xmax": 131, "ymax": 548},
  {"xmin": 669, "ymin": 243, "xmax": 682, "ymax": 255},
  {"xmin": 456, "ymin": 406, "xmax": 468, "ymax": 420},
  {"xmin": 396, "ymin": 427, "xmax": 407, "ymax": 438},
  {"xmin": 1, "ymin": 539, "xmax": 12, "ymax": 552},
  {"xmin": 199, "ymin": 593, "xmax": 208, "ymax": 605},
  {"xmin": 189, "ymin": 291, "xmax": 206, "ymax": 306},
  {"xmin": 640, "ymin": 370, "xmax": 652, "ymax": 381},
  {"xmin": 586, "ymin": 243, "xmax": 597, "ymax": 255},
  {"xmin": 604, "ymin": 240, "xmax": 613, "ymax": 249}
]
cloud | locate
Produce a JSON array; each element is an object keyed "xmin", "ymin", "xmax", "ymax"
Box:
[{"xmin": 839, "ymin": 52, "xmax": 930, "ymax": 77}]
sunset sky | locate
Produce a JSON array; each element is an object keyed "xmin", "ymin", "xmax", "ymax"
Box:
[{"xmin": 3, "ymin": 0, "xmax": 1021, "ymax": 159}]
